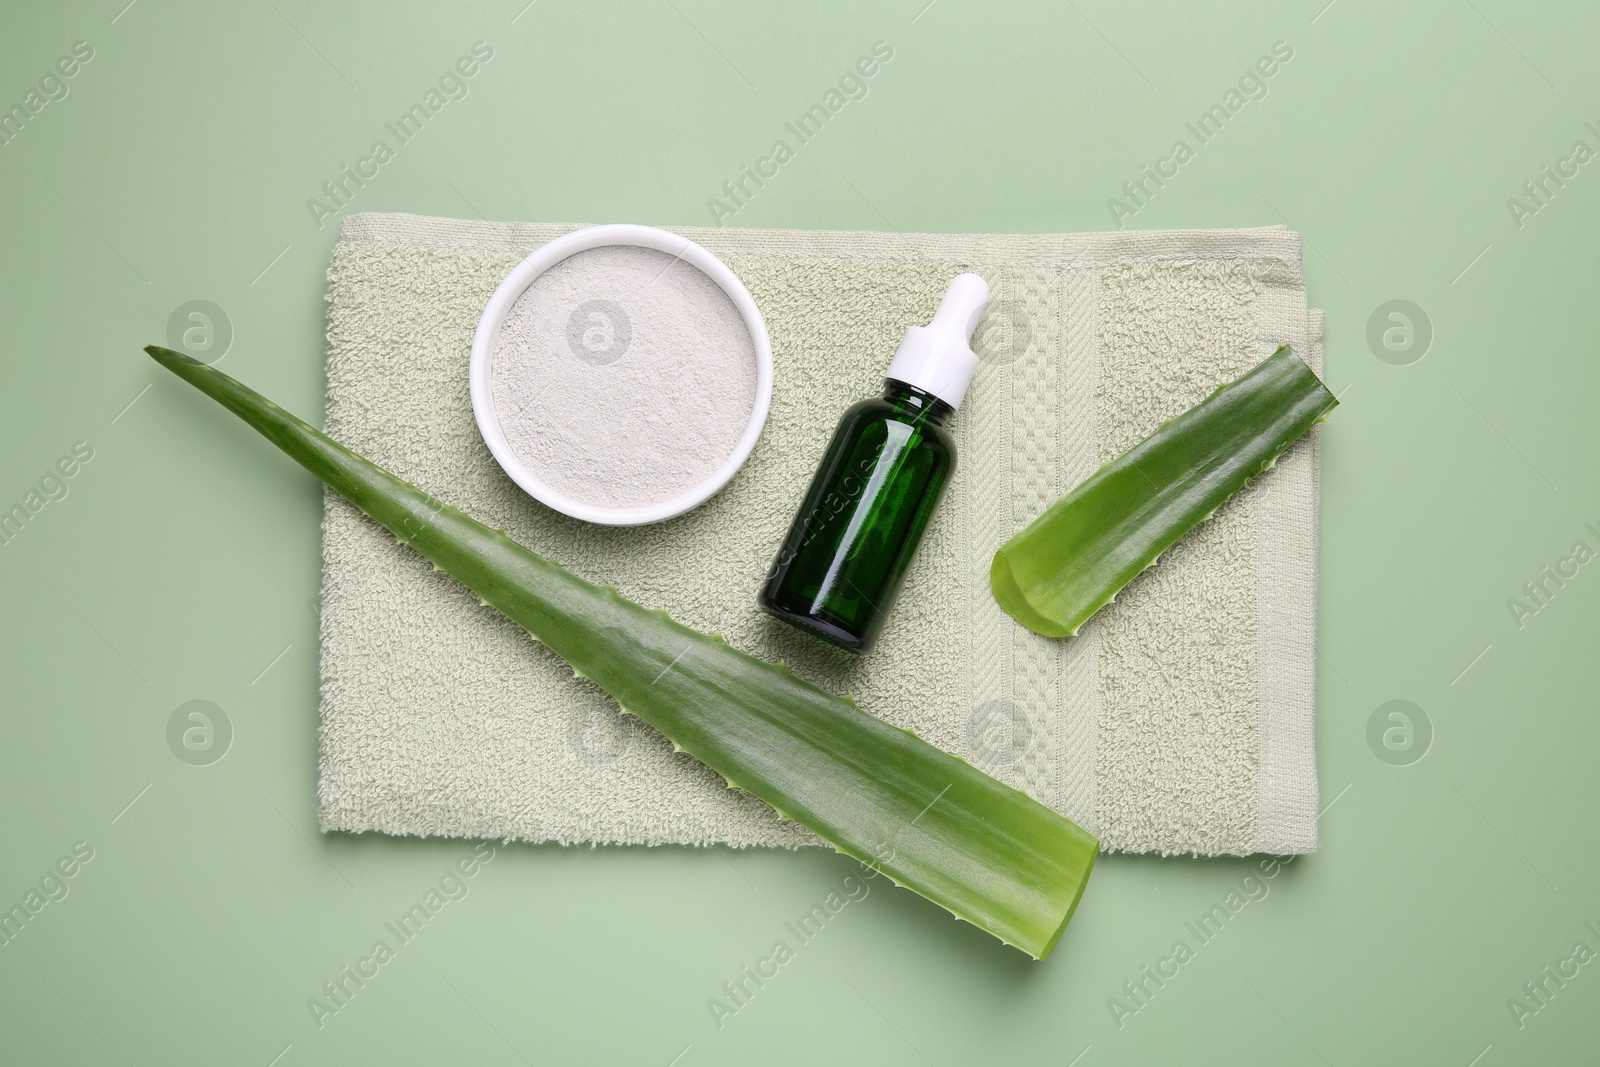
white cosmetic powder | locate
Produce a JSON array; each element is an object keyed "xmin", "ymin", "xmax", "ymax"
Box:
[{"xmin": 490, "ymin": 245, "xmax": 758, "ymax": 510}]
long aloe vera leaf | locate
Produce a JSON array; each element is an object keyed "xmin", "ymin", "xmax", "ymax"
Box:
[
  {"xmin": 992, "ymin": 346, "xmax": 1336, "ymax": 638},
  {"xmin": 144, "ymin": 345, "xmax": 1096, "ymax": 959}
]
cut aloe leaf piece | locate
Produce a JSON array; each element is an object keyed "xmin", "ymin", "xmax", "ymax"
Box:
[
  {"xmin": 992, "ymin": 346, "xmax": 1337, "ymax": 638},
  {"xmin": 143, "ymin": 345, "xmax": 1097, "ymax": 959}
]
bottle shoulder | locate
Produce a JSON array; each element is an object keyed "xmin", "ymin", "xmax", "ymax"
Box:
[
  {"xmin": 838, "ymin": 395, "xmax": 895, "ymax": 420},
  {"xmin": 833, "ymin": 396, "xmax": 956, "ymax": 461}
]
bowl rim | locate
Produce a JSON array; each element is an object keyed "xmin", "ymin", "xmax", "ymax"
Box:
[{"xmin": 468, "ymin": 223, "xmax": 774, "ymax": 526}]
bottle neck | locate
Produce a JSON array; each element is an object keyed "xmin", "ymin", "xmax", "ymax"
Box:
[{"xmin": 883, "ymin": 379, "xmax": 954, "ymax": 425}]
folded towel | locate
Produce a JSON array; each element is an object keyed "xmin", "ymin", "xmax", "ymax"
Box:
[{"xmin": 317, "ymin": 214, "xmax": 1324, "ymax": 856}]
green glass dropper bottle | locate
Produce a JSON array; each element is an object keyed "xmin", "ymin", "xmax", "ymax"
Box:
[{"xmin": 760, "ymin": 273, "xmax": 990, "ymax": 653}]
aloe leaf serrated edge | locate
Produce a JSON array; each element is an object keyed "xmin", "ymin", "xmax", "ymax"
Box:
[
  {"xmin": 991, "ymin": 345, "xmax": 1338, "ymax": 638},
  {"xmin": 144, "ymin": 345, "xmax": 1097, "ymax": 960}
]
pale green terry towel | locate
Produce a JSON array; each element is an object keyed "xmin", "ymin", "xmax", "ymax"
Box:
[{"xmin": 317, "ymin": 214, "xmax": 1324, "ymax": 856}]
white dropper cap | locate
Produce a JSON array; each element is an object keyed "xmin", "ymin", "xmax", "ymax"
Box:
[{"xmin": 883, "ymin": 272, "xmax": 990, "ymax": 410}]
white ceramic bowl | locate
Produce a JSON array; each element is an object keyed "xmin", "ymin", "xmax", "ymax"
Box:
[{"xmin": 469, "ymin": 224, "xmax": 774, "ymax": 526}]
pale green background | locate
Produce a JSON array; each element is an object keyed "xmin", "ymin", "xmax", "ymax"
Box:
[{"xmin": 2, "ymin": 1, "xmax": 1596, "ymax": 1064}]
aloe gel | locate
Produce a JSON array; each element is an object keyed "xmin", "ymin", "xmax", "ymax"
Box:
[{"xmin": 760, "ymin": 274, "xmax": 989, "ymax": 653}]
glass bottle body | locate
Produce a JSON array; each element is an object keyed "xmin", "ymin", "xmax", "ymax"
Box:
[{"xmin": 759, "ymin": 380, "xmax": 956, "ymax": 653}]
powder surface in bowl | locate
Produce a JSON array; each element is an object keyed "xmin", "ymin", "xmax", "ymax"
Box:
[{"xmin": 490, "ymin": 245, "xmax": 758, "ymax": 511}]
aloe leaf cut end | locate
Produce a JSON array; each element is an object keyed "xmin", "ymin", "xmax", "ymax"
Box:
[
  {"xmin": 990, "ymin": 549, "xmax": 1075, "ymax": 638},
  {"xmin": 992, "ymin": 346, "xmax": 1337, "ymax": 638},
  {"xmin": 141, "ymin": 345, "xmax": 1098, "ymax": 959}
]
